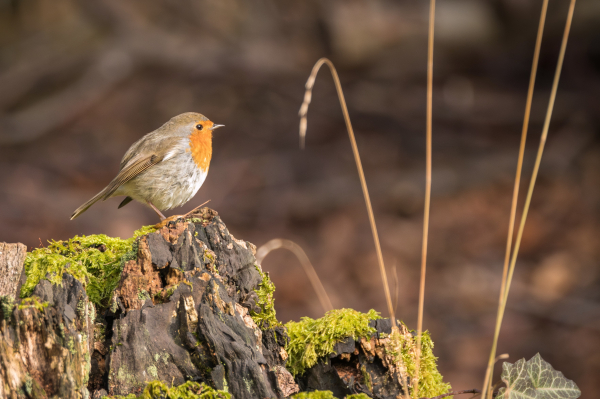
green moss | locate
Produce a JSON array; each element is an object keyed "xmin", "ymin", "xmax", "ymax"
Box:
[
  {"xmin": 166, "ymin": 285, "xmax": 178, "ymax": 298},
  {"xmin": 24, "ymin": 373, "xmax": 32, "ymax": 395},
  {"xmin": 285, "ymin": 308, "xmax": 380, "ymax": 376},
  {"xmin": 147, "ymin": 365, "xmax": 158, "ymax": 379},
  {"xmin": 90, "ymin": 302, "xmax": 97, "ymax": 324},
  {"xmin": 292, "ymin": 391, "xmax": 335, "ymax": 399},
  {"xmin": 291, "ymin": 392, "xmax": 370, "ymax": 399},
  {"xmin": 111, "ymin": 297, "xmax": 119, "ymax": 313},
  {"xmin": 77, "ymin": 299, "xmax": 86, "ymax": 318},
  {"xmin": 0, "ymin": 295, "xmax": 15, "ymax": 320},
  {"xmin": 104, "ymin": 380, "xmax": 231, "ymax": 399},
  {"xmin": 243, "ymin": 377, "xmax": 253, "ymax": 394},
  {"xmin": 20, "ymin": 225, "xmax": 157, "ymax": 308},
  {"xmin": 385, "ymin": 326, "xmax": 451, "ymax": 398},
  {"xmin": 250, "ymin": 266, "xmax": 281, "ymax": 329},
  {"xmin": 67, "ymin": 337, "xmax": 76, "ymax": 355},
  {"xmin": 360, "ymin": 365, "xmax": 372, "ymax": 392},
  {"xmin": 137, "ymin": 289, "xmax": 150, "ymax": 301},
  {"xmin": 414, "ymin": 332, "xmax": 451, "ymax": 398},
  {"xmin": 94, "ymin": 323, "xmax": 106, "ymax": 343},
  {"xmin": 17, "ymin": 297, "xmax": 49, "ymax": 312},
  {"xmin": 116, "ymin": 365, "xmax": 136, "ymax": 386}
]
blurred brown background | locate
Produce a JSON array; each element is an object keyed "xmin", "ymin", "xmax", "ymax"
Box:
[{"xmin": 1, "ymin": 0, "xmax": 599, "ymax": 395}]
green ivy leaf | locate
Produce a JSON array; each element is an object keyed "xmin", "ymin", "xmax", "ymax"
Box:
[{"xmin": 497, "ymin": 353, "xmax": 580, "ymax": 399}]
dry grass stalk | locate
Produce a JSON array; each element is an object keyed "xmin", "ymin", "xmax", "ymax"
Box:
[
  {"xmin": 393, "ymin": 260, "xmax": 399, "ymax": 316},
  {"xmin": 298, "ymin": 58, "xmax": 396, "ymax": 327},
  {"xmin": 481, "ymin": 0, "xmax": 549, "ymax": 396},
  {"xmin": 482, "ymin": 1, "xmax": 577, "ymax": 398},
  {"xmin": 256, "ymin": 238, "xmax": 333, "ymax": 313},
  {"xmin": 414, "ymin": 0, "xmax": 436, "ymax": 397}
]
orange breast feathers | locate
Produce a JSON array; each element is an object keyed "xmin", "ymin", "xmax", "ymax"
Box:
[{"xmin": 188, "ymin": 127, "xmax": 213, "ymax": 172}]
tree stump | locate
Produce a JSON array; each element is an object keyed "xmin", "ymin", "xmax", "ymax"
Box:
[{"xmin": 0, "ymin": 208, "xmax": 451, "ymax": 399}]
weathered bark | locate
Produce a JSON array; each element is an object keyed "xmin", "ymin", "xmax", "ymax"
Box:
[
  {"xmin": 0, "ymin": 273, "xmax": 95, "ymax": 399},
  {"xmin": 0, "ymin": 242, "xmax": 26, "ymax": 299}
]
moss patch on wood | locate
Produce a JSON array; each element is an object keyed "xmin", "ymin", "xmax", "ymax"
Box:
[
  {"xmin": 285, "ymin": 308, "xmax": 381, "ymax": 376},
  {"xmin": 103, "ymin": 380, "xmax": 231, "ymax": 399},
  {"xmin": 291, "ymin": 391, "xmax": 370, "ymax": 399},
  {"xmin": 382, "ymin": 324, "xmax": 452, "ymax": 398},
  {"xmin": 20, "ymin": 225, "xmax": 156, "ymax": 308},
  {"xmin": 17, "ymin": 296, "xmax": 49, "ymax": 312},
  {"xmin": 292, "ymin": 391, "xmax": 335, "ymax": 399},
  {"xmin": 250, "ymin": 265, "xmax": 281, "ymax": 329}
]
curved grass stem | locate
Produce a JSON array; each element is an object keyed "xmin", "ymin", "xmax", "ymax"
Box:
[
  {"xmin": 256, "ymin": 238, "xmax": 333, "ymax": 313},
  {"xmin": 298, "ymin": 58, "xmax": 395, "ymax": 328}
]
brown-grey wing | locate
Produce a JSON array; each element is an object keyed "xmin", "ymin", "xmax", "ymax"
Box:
[
  {"xmin": 119, "ymin": 132, "xmax": 158, "ymax": 171},
  {"xmin": 103, "ymin": 136, "xmax": 184, "ymax": 200},
  {"xmin": 101, "ymin": 154, "xmax": 163, "ymax": 200}
]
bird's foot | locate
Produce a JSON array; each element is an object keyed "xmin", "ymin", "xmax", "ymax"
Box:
[
  {"xmin": 152, "ymin": 200, "xmax": 211, "ymax": 229},
  {"xmin": 153, "ymin": 215, "xmax": 180, "ymax": 229},
  {"xmin": 181, "ymin": 200, "xmax": 211, "ymax": 219}
]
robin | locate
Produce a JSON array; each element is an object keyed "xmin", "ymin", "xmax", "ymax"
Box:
[{"xmin": 70, "ymin": 112, "xmax": 223, "ymax": 221}]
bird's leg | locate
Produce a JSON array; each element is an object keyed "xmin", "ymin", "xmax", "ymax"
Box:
[{"xmin": 147, "ymin": 201, "xmax": 166, "ymax": 221}]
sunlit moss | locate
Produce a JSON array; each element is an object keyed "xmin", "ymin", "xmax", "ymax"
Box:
[
  {"xmin": 17, "ymin": 297, "xmax": 49, "ymax": 312},
  {"xmin": 291, "ymin": 392, "xmax": 370, "ymax": 399},
  {"xmin": 385, "ymin": 325, "xmax": 452, "ymax": 398},
  {"xmin": 292, "ymin": 391, "xmax": 335, "ymax": 399},
  {"xmin": 20, "ymin": 225, "xmax": 157, "ymax": 308},
  {"xmin": 103, "ymin": 380, "xmax": 231, "ymax": 399},
  {"xmin": 285, "ymin": 308, "xmax": 380, "ymax": 376},
  {"xmin": 416, "ymin": 332, "xmax": 451, "ymax": 398},
  {"xmin": 250, "ymin": 266, "xmax": 281, "ymax": 329}
]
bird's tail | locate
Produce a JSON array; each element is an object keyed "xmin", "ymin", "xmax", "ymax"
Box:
[{"xmin": 70, "ymin": 187, "xmax": 110, "ymax": 220}]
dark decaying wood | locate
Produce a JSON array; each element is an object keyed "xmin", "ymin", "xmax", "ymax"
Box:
[{"xmin": 104, "ymin": 208, "xmax": 296, "ymax": 398}]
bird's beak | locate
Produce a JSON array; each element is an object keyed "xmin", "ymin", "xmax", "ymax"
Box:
[{"xmin": 210, "ymin": 124, "xmax": 225, "ymax": 130}]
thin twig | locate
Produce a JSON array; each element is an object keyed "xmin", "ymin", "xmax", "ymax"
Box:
[
  {"xmin": 298, "ymin": 58, "xmax": 395, "ymax": 327},
  {"xmin": 481, "ymin": 1, "xmax": 549, "ymax": 396},
  {"xmin": 482, "ymin": 1, "xmax": 577, "ymax": 398},
  {"xmin": 421, "ymin": 389, "xmax": 481, "ymax": 399},
  {"xmin": 414, "ymin": 0, "xmax": 436, "ymax": 397},
  {"xmin": 256, "ymin": 238, "xmax": 333, "ymax": 312}
]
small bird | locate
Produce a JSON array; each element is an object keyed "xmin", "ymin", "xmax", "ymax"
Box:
[{"xmin": 71, "ymin": 112, "xmax": 223, "ymax": 221}]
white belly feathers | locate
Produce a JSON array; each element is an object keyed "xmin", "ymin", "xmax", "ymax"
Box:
[{"xmin": 118, "ymin": 150, "xmax": 209, "ymax": 211}]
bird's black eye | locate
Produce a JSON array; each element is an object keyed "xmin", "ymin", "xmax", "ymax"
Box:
[{"xmin": 196, "ymin": 124, "xmax": 203, "ymax": 130}]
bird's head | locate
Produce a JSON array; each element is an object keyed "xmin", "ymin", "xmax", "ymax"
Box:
[
  {"xmin": 166, "ymin": 112, "xmax": 224, "ymax": 139},
  {"xmin": 166, "ymin": 112, "xmax": 223, "ymax": 172}
]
